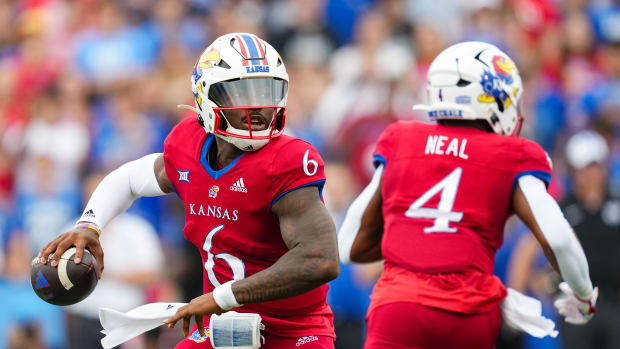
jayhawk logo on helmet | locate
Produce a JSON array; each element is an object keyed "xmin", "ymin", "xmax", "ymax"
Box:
[
  {"xmin": 192, "ymin": 48, "xmax": 221, "ymax": 83},
  {"xmin": 477, "ymin": 69, "xmax": 513, "ymax": 108},
  {"xmin": 477, "ymin": 55, "xmax": 520, "ymax": 109},
  {"xmin": 197, "ymin": 49, "xmax": 221, "ymax": 69},
  {"xmin": 492, "ymin": 55, "xmax": 516, "ymax": 84}
]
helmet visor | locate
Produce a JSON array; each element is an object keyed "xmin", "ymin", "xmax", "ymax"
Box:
[{"xmin": 209, "ymin": 78, "xmax": 288, "ymax": 107}]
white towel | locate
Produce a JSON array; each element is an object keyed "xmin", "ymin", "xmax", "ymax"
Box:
[
  {"xmin": 99, "ymin": 302, "xmax": 187, "ymax": 349},
  {"xmin": 99, "ymin": 291, "xmax": 558, "ymax": 348},
  {"xmin": 500, "ymin": 288, "xmax": 558, "ymax": 338}
]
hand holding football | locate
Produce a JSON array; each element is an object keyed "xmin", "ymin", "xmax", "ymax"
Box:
[{"xmin": 31, "ymin": 247, "xmax": 99, "ymax": 306}]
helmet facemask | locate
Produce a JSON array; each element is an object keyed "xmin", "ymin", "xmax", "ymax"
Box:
[
  {"xmin": 207, "ymin": 76, "xmax": 288, "ymax": 151},
  {"xmin": 213, "ymin": 105, "xmax": 286, "ymax": 151}
]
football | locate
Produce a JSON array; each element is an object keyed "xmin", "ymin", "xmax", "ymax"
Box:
[{"xmin": 30, "ymin": 247, "xmax": 99, "ymax": 306}]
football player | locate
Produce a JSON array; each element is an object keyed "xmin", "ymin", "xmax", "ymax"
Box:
[
  {"xmin": 38, "ymin": 33, "xmax": 339, "ymax": 348},
  {"xmin": 338, "ymin": 41, "xmax": 598, "ymax": 348}
]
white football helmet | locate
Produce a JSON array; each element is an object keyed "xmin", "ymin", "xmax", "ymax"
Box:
[
  {"xmin": 414, "ymin": 41, "xmax": 524, "ymax": 136},
  {"xmin": 179, "ymin": 33, "xmax": 289, "ymax": 151}
]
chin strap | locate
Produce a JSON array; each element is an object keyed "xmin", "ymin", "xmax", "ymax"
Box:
[
  {"xmin": 178, "ymin": 104, "xmax": 208, "ymax": 128},
  {"xmin": 177, "ymin": 104, "xmax": 201, "ymax": 114}
]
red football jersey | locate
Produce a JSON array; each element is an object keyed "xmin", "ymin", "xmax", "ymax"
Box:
[
  {"xmin": 370, "ymin": 120, "xmax": 551, "ymax": 314},
  {"xmin": 163, "ymin": 118, "xmax": 334, "ymax": 338}
]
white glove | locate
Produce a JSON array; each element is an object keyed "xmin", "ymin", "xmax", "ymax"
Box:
[{"xmin": 554, "ymin": 282, "xmax": 598, "ymax": 325}]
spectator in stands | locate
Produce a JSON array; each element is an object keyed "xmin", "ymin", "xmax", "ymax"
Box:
[{"xmin": 560, "ymin": 130, "xmax": 620, "ymax": 349}]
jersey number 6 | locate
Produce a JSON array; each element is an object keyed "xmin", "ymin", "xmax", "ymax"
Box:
[
  {"xmin": 303, "ymin": 149, "xmax": 318, "ymax": 176},
  {"xmin": 203, "ymin": 224, "xmax": 246, "ymax": 287},
  {"xmin": 405, "ymin": 167, "xmax": 464, "ymax": 233}
]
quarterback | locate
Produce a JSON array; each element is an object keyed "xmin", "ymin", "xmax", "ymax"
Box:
[
  {"xmin": 338, "ymin": 42, "xmax": 598, "ymax": 348},
  {"xmin": 38, "ymin": 33, "xmax": 339, "ymax": 348}
]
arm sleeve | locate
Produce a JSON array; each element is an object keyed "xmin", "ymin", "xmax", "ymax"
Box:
[
  {"xmin": 518, "ymin": 175, "xmax": 594, "ymax": 299},
  {"xmin": 78, "ymin": 153, "xmax": 166, "ymax": 229},
  {"xmin": 269, "ymin": 140, "xmax": 326, "ymax": 207},
  {"xmin": 338, "ymin": 165, "xmax": 383, "ymax": 264}
]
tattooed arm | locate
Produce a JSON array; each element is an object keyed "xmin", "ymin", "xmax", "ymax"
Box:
[
  {"xmin": 164, "ymin": 186, "xmax": 339, "ymax": 336},
  {"xmin": 233, "ymin": 186, "xmax": 340, "ymax": 303}
]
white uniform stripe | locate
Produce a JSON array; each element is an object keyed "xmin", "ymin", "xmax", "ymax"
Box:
[
  {"xmin": 58, "ymin": 247, "xmax": 76, "ymax": 290},
  {"xmin": 240, "ymin": 178, "xmax": 245, "ymax": 187}
]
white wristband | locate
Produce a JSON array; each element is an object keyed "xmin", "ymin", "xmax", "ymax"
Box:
[{"xmin": 213, "ymin": 280, "xmax": 243, "ymax": 311}]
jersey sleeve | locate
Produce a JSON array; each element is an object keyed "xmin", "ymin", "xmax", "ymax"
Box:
[
  {"xmin": 373, "ymin": 123, "xmax": 398, "ymax": 168},
  {"xmin": 269, "ymin": 139, "xmax": 326, "ymax": 207},
  {"xmin": 162, "ymin": 143, "xmax": 178, "ymax": 196},
  {"xmin": 162, "ymin": 117, "xmax": 200, "ymax": 200},
  {"xmin": 513, "ymin": 139, "xmax": 553, "ymax": 190}
]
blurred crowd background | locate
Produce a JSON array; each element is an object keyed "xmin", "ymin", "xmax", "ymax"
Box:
[{"xmin": 0, "ymin": 0, "xmax": 619, "ymax": 348}]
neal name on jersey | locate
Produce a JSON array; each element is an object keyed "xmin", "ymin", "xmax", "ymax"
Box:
[{"xmin": 424, "ymin": 134, "xmax": 469, "ymax": 159}]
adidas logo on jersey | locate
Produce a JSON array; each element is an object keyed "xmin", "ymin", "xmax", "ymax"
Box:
[
  {"xmin": 296, "ymin": 336, "xmax": 319, "ymax": 346},
  {"xmin": 230, "ymin": 178, "xmax": 248, "ymax": 193}
]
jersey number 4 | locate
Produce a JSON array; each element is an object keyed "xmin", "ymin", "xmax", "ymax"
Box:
[{"xmin": 405, "ymin": 167, "xmax": 463, "ymax": 233}]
